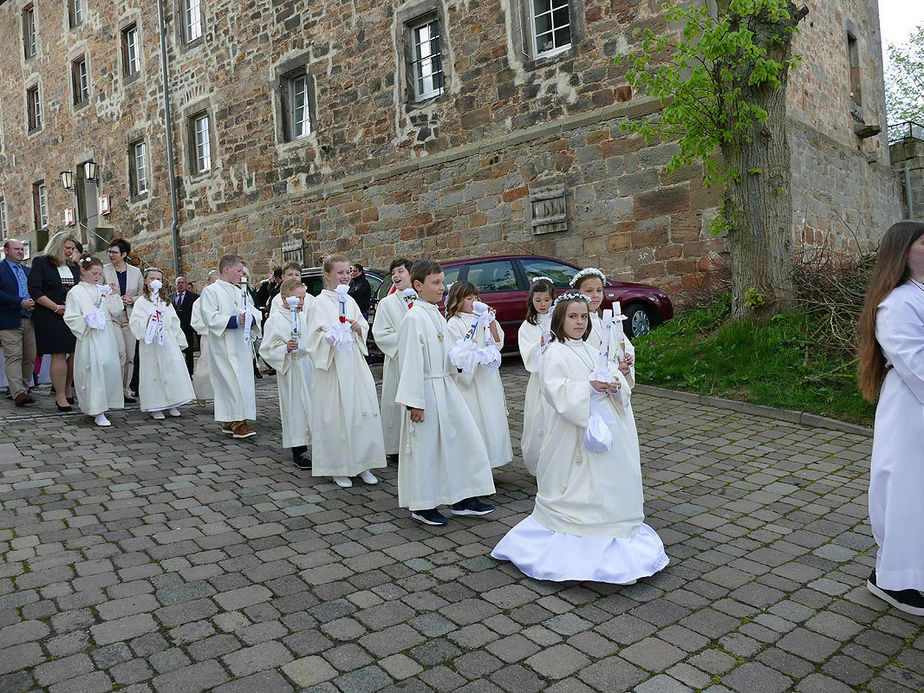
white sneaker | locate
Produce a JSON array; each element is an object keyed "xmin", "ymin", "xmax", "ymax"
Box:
[
  {"xmin": 332, "ymin": 476, "xmax": 352, "ymax": 488},
  {"xmin": 167, "ymin": 408, "xmax": 181, "ymax": 417},
  {"xmin": 151, "ymin": 411, "xmax": 166, "ymax": 420},
  {"xmin": 94, "ymin": 414, "xmax": 111, "ymax": 427},
  {"xmin": 359, "ymin": 470, "xmax": 378, "ymax": 485}
]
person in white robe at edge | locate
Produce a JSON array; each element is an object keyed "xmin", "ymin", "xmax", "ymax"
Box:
[
  {"xmin": 129, "ymin": 268, "xmax": 195, "ymax": 420},
  {"xmin": 268, "ymin": 262, "xmax": 309, "ymax": 318},
  {"xmin": 492, "ymin": 292, "xmax": 669, "ymax": 583},
  {"xmin": 259, "ymin": 279, "xmax": 313, "ymax": 471},
  {"xmin": 304, "ymin": 254, "xmax": 385, "ymax": 488},
  {"xmin": 190, "ymin": 270, "xmax": 218, "ymax": 406},
  {"xmin": 445, "ymin": 280, "xmax": 513, "ymax": 468},
  {"xmin": 572, "ymin": 267, "xmax": 635, "ymax": 387},
  {"xmin": 63, "ymin": 254, "xmax": 124, "ymax": 427},
  {"xmin": 395, "ymin": 260, "xmax": 497, "ymax": 526},
  {"xmin": 195, "ymin": 254, "xmax": 261, "ymax": 439},
  {"xmin": 857, "ymin": 220, "xmax": 924, "ymax": 617},
  {"xmin": 517, "ymin": 277, "xmax": 556, "ymax": 475},
  {"xmin": 372, "ymin": 257, "xmax": 416, "ymax": 463}
]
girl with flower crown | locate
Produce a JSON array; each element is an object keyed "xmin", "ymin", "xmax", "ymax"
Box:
[
  {"xmin": 518, "ymin": 277, "xmax": 555, "ymax": 475},
  {"xmin": 570, "ymin": 267, "xmax": 635, "ymax": 387},
  {"xmin": 492, "ymin": 292, "xmax": 668, "ymax": 583},
  {"xmin": 129, "ymin": 268, "xmax": 195, "ymax": 420},
  {"xmin": 63, "ymin": 254, "xmax": 125, "ymax": 427}
]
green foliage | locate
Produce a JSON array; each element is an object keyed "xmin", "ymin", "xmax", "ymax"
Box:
[
  {"xmin": 743, "ymin": 287, "xmax": 766, "ymax": 310},
  {"xmin": 634, "ymin": 297, "xmax": 874, "ymax": 425},
  {"xmin": 885, "ymin": 24, "xmax": 924, "ymax": 124}
]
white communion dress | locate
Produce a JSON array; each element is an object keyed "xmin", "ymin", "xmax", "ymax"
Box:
[{"xmin": 129, "ymin": 294, "xmax": 195, "ymax": 412}]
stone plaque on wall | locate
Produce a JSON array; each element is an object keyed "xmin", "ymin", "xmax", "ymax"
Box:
[{"xmin": 529, "ymin": 185, "xmax": 568, "ymax": 235}]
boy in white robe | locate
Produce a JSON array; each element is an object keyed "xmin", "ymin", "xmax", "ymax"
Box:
[
  {"xmin": 372, "ymin": 257, "xmax": 415, "ymax": 461},
  {"xmin": 196, "ymin": 254, "xmax": 261, "ymax": 439},
  {"xmin": 395, "ymin": 260, "xmax": 496, "ymax": 526},
  {"xmin": 268, "ymin": 262, "xmax": 312, "ymax": 318},
  {"xmin": 259, "ymin": 279, "xmax": 312, "ymax": 470},
  {"xmin": 190, "ymin": 270, "xmax": 218, "ymax": 404}
]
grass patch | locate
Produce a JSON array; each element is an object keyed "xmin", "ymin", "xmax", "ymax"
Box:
[{"xmin": 634, "ymin": 294, "xmax": 875, "ymax": 426}]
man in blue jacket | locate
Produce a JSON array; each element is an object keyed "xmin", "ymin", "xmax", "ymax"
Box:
[{"xmin": 0, "ymin": 238, "xmax": 37, "ymax": 406}]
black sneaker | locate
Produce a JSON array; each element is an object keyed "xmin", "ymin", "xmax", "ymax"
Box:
[
  {"xmin": 411, "ymin": 509, "xmax": 447, "ymax": 526},
  {"xmin": 867, "ymin": 569, "xmax": 924, "ymax": 616},
  {"xmin": 451, "ymin": 498, "xmax": 495, "ymax": 516},
  {"xmin": 293, "ymin": 453, "xmax": 312, "ymax": 471}
]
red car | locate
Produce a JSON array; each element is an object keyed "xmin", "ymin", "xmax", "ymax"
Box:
[{"xmin": 438, "ymin": 255, "xmax": 673, "ymax": 351}]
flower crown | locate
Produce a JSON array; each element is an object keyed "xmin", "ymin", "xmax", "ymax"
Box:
[
  {"xmin": 569, "ymin": 267, "xmax": 606, "ymax": 288},
  {"xmin": 80, "ymin": 256, "xmax": 95, "ymax": 266},
  {"xmin": 529, "ymin": 276, "xmax": 555, "ymax": 285},
  {"xmin": 552, "ymin": 291, "xmax": 592, "ymax": 310},
  {"xmin": 142, "ymin": 266, "xmax": 164, "ymax": 276}
]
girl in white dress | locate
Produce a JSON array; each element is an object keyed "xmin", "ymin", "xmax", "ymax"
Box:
[
  {"xmin": 63, "ymin": 255, "xmax": 124, "ymax": 427},
  {"xmin": 858, "ymin": 221, "xmax": 924, "ymax": 616},
  {"xmin": 129, "ymin": 268, "xmax": 195, "ymax": 420},
  {"xmin": 492, "ymin": 292, "xmax": 668, "ymax": 584},
  {"xmin": 572, "ymin": 267, "xmax": 635, "ymax": 386},
  {"xmin": 518, "ymin": 278, "xmax": 555, "ymax": 475},
  {"xmin": 445, "ymin": 281, "xmax": 513, "ymax": 468},
  {"xmin": 304, "ymin": 254, "xmax": 386, "ymax": 488}
]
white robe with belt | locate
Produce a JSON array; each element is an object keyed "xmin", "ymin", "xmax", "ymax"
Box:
[
  {"xmin": 446, "ymin": 313, "xmax": 513, "ymax": 468},
  {"xmin": 259, "ymin": 309, "xmax": 312, "ymax": 449},
  {"xmin": 196, "ymin": 279, "xmax": 260, "ymax": 422},
  {"xmin": 395, "ymin": 301, "xmax": 495, "ymax": 510},
  {"xmin": 372, "ymin": 291, "xmax": 410, "ymax": 455},
  {"xmin": 63, "ymin": 282, "xmax": 124, "ymax": 416},
  {"xmin": 190, "ymin": 296, "xmax": 213, "ymax": 401},
  {"xmin": 304, "ymin": 289, "xmax": 385, "ymax": 476},
  {"xmin": 129, "ymin": 295, "xmax": 194, "ymax": 412},
  {"xmin": 518, "ymin": 314, "xmax": 551, "ymax": 475},
  {"xmin": 870, "ymin": 281, "xmax": 924, "ymax": 591}
]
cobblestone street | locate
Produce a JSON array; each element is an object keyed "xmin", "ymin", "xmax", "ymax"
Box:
[{"xmin": 0, "ymin": 362, "xmax": 921, "ymax": 693}]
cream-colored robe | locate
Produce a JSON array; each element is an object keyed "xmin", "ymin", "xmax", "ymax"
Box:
[
  {"xmin": 446, "ymin": 313, "xmax": 513, "ymax": 468},
  {"xmin": 589, "ymin": 312, "xmax": 636, "ymax": 387},
  {"xmin": 129, "ymin": 295, "xmax": 194, "ymax": 412},
  {"xmin": 63, "ymin": 282, "xmax": 124, "ymax": 416},
  {"xmin": 395, "ymin": 301, "xmax": 496, "ymax": 510},
  {"xmin": 189, "ymin": 297, "xmax": 213, "ymax": 401},
  {"xmin": 534, "ymin": 339, "xmax": 644, "ymax": 537},
  {"xmin": 304, "ymin": 289, "xmax": 386, "ymax": 476},
  {"xmin": 259, "ymin": 309, "xmax": 312, "ymax": 449},
  {"xmin": 372, "ymin": 291, "xmax": 410, "ymax": 455},
  {"xmin": 196, "ymin": 279, "xmax": 260, "ymax": 422},
  {"xmin": 518, "ymin": 314, "xmax": 552, "ymax": 475}
]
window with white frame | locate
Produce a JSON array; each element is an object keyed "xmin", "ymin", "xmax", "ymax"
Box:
[
  {"xmin": 23, "ymin": 5, "xmax": 36, "ymax": 59},
  {"xmin": 184, "ymin": 0, "xmax": 203, "ymax": 43},
  {"xmin": 280, "ymin": 72, "xmax": 313, "ymax": 141},
  {"xmin": 70, "ymin": 0, "xmax": 84, "ymax": 28},
  {"xmin": 130, "ymin": 140, "xmax": 148, "ymax": 195},
  {"xmin": 72, "ymin": 56, "xmax": 89, "ymax": 106},
  {"xmin": 531, "ymin": 0, "xmax": 571, "ymax": 57},
  {"xmin": 190, "ymin": 112, "xmax": 211, "ymax": 173},
  {"xmin": 409, "ymin": 15, "xmax": 444, "ymax": 101},
  {"xmin": 33, "ymin": 182, "xmax": 47, "ymax": 230},
  {"xmin": 26, "ymin": 85, "xmax": 41, "ymax": 131},
  {"xmin": 123, "ymin": 24, "xmax": 139, "ymax": 76},
  {"xmin": 0, "ymin": 198, "xmax": 6, "ymax": 237}
]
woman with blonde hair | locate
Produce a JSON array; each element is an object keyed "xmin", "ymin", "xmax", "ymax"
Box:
[
  {"xmin": 857, "ymin": 220, "xmax": 924, "ymax": 616},
  {"xmin": 27, "ymin": 231, "xmax": 81, "ymax": 410}
]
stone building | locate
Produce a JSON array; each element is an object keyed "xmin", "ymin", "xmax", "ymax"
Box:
[{"xmin": 0, "ymin": 0, "xmax": 901, "ymax": 297}]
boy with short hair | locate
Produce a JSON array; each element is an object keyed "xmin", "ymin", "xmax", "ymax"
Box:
[
  {"xmin": 269, "ymin": 262, "xmax": 306, "ymax": 317},
  {"xmin": 395, "ymin": 260, "xmax": 496, "ymax": 526}
]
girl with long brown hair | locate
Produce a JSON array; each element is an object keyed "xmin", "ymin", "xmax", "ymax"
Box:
[{"xmin": 857, "ymin": 220, "xmax": 924, "ymax": 616}]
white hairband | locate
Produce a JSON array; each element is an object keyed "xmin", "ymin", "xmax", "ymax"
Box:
[
  {"xmin": 569, "ymin": 267, "xmax": 606, "ymax": 287},
  {"xmin": 530, "ymin": 276, "xmax": 555, "ymax": 285},
  {"xmin": 552, "ymin": 291, "xmax": 592, "ymax": 310}
]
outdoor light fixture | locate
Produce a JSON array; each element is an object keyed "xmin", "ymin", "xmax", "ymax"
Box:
[
  {"xmin": 84, "ymin": 160, "xmax": 98, "ymax": 181},
  {"xmin": 61, "ymin": 170, "xmax": 74, "ymax": 190}
]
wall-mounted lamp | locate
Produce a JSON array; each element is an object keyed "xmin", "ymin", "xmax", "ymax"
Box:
[
  {"xmin": 61, "ymin": 170, "xmax": 74, "ymax": 190},
  {"xmin": 84, "ymin": 161, "xmax": 98, "ymax": 181}
]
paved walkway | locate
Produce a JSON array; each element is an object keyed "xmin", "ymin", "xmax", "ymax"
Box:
[{"xmin": 0, "ymin": 363, "xmax": 921, "ymax": 693}]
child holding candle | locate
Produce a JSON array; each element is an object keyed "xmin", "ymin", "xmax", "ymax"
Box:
[
  {"xmin": 492, "ymin": 292, "xmax": 668, "ymax": 583},
  {"xmin": 304, "ymin": 254, "xmax": 386, "ymax": 487},
  {"xmin": 63, "ymin": 254, "xmax": 125, "ymax": 427},
  {"xmin": 571, "ymin": 267, "xmax": 634, "ymax": 386},
  {"xmin": 396, "ymin": 261, "xmax": 496, "ymax": 525},
  {"xmin": 129, "ymin": 268, "xmax": 195, "ymax": 420},
  {"xmin": 518, "ymin": 277, "xmax": 555, "ymax": 475},
  {"xmin": 260, "ymin": 279, "xmax": 313, "ymax": 470}
]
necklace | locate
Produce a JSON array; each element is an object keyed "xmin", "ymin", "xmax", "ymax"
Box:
[
  {"xmin": 421, "ymin": 305, "xmax": 445, "ymax": 340},
  {"xmin": 565, "ymin": 341, "xmax": 594, "ymax": 372},
  {"xmin": 911, "ymin": 279, "xmax": 924, "ymax": 295}
]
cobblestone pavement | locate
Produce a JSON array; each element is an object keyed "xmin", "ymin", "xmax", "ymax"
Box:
[{"xmin": 1, "ymin": 361, "xmax": 921, "ymax": 693}]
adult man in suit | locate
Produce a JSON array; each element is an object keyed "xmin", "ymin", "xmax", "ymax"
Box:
[
  {"xmin": 103, "ymin": 238, "xmax": 143, "ymax": 401},
  {"xmin": 170, "ymin": 275, "xmax": 199, "ymax": 374},
  {"xmin": 0, "ymin": 238, "xmax": 37, "ymax": 406}
]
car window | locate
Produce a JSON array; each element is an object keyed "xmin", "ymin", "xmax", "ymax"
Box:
[
  {"xmin": 302, "ymin": 276, "xmax": 325, "ymax": 296},
  {"xmin": 442, "ymin": 265, "xmax": 464, "ymax": 287},
  {"xmin": 466, "ymin": 260, "xmax": 519, "ymax": 292},
  {"xmin": 367, "ymin": 275, "xmax": 383, "ymax": 298},
  {"xmin": 519, "ymin": 258, "xmax": 579, "ymax": 287}
]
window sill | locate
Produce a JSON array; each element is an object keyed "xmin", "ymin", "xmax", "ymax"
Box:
[
  {"xmin": 73, "ymin": 100, "xmax": 90, "ymax": 112},
  {"xmin": 27, "ymin": 126, "xmax": 43, "ymax": 136},
  {"xmin": 123, "ymin": 71, "xmax": 141, "ymax": 86},
  {"xmin": 406, "ymin": 91, "xmax": 447, "ymax": 111},
  {"xmin": 180, "ymin": 37, "xmax": 205, "ymax": 52},
  {"xmin": 522, "ymin": 43, "xmax": 577, "ymax": 72},
  {"xmin": 129, "ymin": 191, "xmax": 149, "ymax": 205}
]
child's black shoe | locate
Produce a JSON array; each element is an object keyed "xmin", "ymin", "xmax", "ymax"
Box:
[
  {"xmin": 867, "ymin": 570, "xmax": 924, "ymax": 616},
  {"xmin": 451, "ymin": 498, "xmax": 495, "ymax": 516},
  {"xmin": 411, "ymin": 509, "xmax": 447, "ymax": 526}
]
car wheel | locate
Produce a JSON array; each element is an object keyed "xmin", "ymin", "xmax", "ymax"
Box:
[{"xmin": 623, "ymin": 302, "xmax": 659, "ymax": 339}]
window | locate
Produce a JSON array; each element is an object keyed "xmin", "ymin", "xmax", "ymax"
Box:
[
  {"xmin": 72, "ymin": 57, "xmax": 89, "ymax": 106},
  {"xmin": 847, "ymin": 33, "xmax": 862, "ymax": 108},
  {"xmin": 183, "ymin": 0, "xmax": 202, "ymax": 43},
  {"xmin": 190, "ymin": 112, "xmax": 211, "ymax": 173},
  {"xmin": 122, "ymin": 24, "xmax": 139, "ymax": 77},
  {"xmin": 519, "ymin": 258, "xmax": 578, "ymax": 287},
  {"xmin": 466, "ymin": 260, "xmax": 519, "ymax": 293},
  {"xmin": 23, "ymin": 5, "xmax": 36, "ymax": 59},
  {"xmin": 26, "ymin": 85, "xmax": 41, "ymax": 131},
  {"xmin": 279, "ymin": 71, "xmax": 314, "ymax": 141},
  {"xmin": 130, "ymin": 140, "xmax": 148, "ymax": 196},
  {"xmin": 531, "ymin": 0, "xmax": 571, "ymax": 57},
  {"xmin": 0, "ymin": 198, "xmax": 6, "ymax": 237},
  {"xmin": 409, "ymin": 16, "xmax": 444, "ymax": 101},
  {"xmin": 33, "ymin": 182, "xmax": 47, "ymax": 230},
  {"xmin": 69, "ymin": 0, "xmax": 84, "ymax": 28}
]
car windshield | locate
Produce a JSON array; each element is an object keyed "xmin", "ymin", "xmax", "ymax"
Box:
[{"xmin": 519, "ymin": 258, "xmax": 579, "ymax": 287}]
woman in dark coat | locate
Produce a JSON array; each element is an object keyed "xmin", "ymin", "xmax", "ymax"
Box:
[{"xmin": 28, "ymin": 231, "xmax": 80, "ymax": 410}]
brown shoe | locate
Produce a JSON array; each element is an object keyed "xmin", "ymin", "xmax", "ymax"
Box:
[
  {"xmin": 14, "ymin": 393, "xmax": 27, "ymax": 407},
  {"xmin": 232, "ymin": 422, "xmax": 256, "ymax": 439},
  {"xmin": 220, "ymin": 422, "xmax": 235, "ymax": 435}
]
